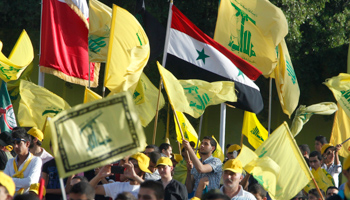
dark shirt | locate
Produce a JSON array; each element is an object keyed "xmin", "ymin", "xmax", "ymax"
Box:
[
  {"xmin": 0, "ymin": 150, "xmax": 7, "ymax": 170},
  {"xmin": 42, "ymin": 159, "xmax": 62, "ymax": 200},
  {"xmin": 158, "ymin": 179, "xmax": 188, "ymax": 200}
]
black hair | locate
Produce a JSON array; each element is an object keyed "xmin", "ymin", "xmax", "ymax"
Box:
[
  {"xmin": 159, "ymin": 143, "xmax": 171, "ymax": 152},
  {"xmin": 310, "ymin": 151, "xmax": 322, "ymax": 161},
  {"xmin": 29, "ymin": 135, "xmax": 42, "ymax": 148},
  {"xmin": 203, "ymin": 136, "xmax": 217, "ymax": 153},
  {"xmin": 115, "ymin": 192, "xmax": 137, "ymax": 200},
  {"xmin": 226, "ymin": 143, "xmax": 232, "ymax": 149},
  {"xmin": 326, "ymin": 186, "xmax": 339, "ymax": 194},
  {"xmin": 13, "ymin": 193, "xmax": 39, "ymax": 200},
  {"xmin": 315, "ymin": 136, "xmax": 328, "ymax": 145},
  {"xmin": 299, "ymin": 144, "xmax": 310, "ymax": 155},
  {"xmin": 69, "ymin": 181, "xmax": 95, "ymax": 199},
  {"xmin": 12, "ymin": 127, "xmax": 31, "ymax": 143},
  {"xmin": 145, "ymin": 145, "xmax": 159, "ymax": 153},
  {"xmin": 308, "ymin": 188, "xmax": 325, "ymax": 198},
  {"xmin": 248, "ymin": 183, "xmax": 267, "ymax": 198},
  {"xmin": 202, "ymin": 189, "xmax": 230, "ymax": 200},
  {"xmin": 72, "ymin": 176, "xmax": 88, "ymax": 183},
  {"xmin": 140, "ymin": 180, "xmax": 164, "ymax": 200},
  {"xmin": 149, "ymin": 152, "xmax": 161, "ymax": 164}
]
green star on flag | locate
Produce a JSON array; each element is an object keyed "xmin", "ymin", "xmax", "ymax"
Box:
[{"xmin": 196, "ymin": 48, "xmax": 210, "ymax": 64}]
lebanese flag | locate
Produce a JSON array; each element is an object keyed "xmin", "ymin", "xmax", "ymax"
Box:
[
  {"xmin": 166, "ymin": 6, "xmax": 263, "ymax": 113},
  {"xmin": 40, "ymin": 0, "xmax": 99, "ymax": 87}
]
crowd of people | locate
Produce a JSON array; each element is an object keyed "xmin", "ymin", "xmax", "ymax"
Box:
[{"xmin": 0, "ymin": 127, "xmax": 350, "ymax": 200}]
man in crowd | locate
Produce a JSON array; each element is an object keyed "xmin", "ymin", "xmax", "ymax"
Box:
[
  {"xmin": 328, "ymin": 155, "xmax": 350, "ymax": 199},
  {"xmin": 308, "ymin": 151, "xmax": 334, "ymax": 192},
  {"xmin": 321, "ymin": 143, "xmax": 342, "ymax": 187},
  {"xmin": 4, "ymin": 127, "xmax": 42, "ymax": 194},
  {"xmin": 248, "ymin": 183, "xmax": 267, "ymax": 200},
  {"xmin": 183, "ymin": 136, "xmax": 222, "ymax": 194},
  {"xmin": 307, "ymin": 188, "xmax": 325, "ymax": 200},
  {"xmin": 326, "ymin": 186, "xmax": 339, "ymax": 199},
  {"xmin": 28, "ymin": 127, "xmax": 53, "ymax": 165},
  {"xmin": 299, "ymin": 144, "xmax": 310, "ymax": 167},
  {"xmin": 0, "ymin": 171, "xmax": 15, "ymax": 200},
  {"xmin": 138, "ymin": 180, "xmax": 164, "ymax": 200},
  {"xmin": 315, "ymin": 136, "xmax": 328, "ymax": 153},
  {"xmin": 69, "ymin": 181, "xmax": 95, "ymax": 200},
  {"xmin": 144, "ymin": 145, "xmax": 159, "ymax": 157},
  {"xmin": 144, "ymin": 151, "xmax": 161, "ymax": 181},
  {"xmin": 156, "ymin": 157, "xmax": 188, "ymax": 200},
  {"xmin": 0, "ymin": 131, "xmax": 13, "ymax": 170},
  {"xmin": 220, "ymin": 159, "xmax": 256, "ymax": 199},
  {"xmin": 159, "ymin": 143, "xmax": 172, "ymax": 158},
  {"xmin": 226, "ymin": 145, "xmax": 241, "ymax": 161}
]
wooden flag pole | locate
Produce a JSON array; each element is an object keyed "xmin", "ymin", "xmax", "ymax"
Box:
[
  {"xmin": 311, "ymin": 177, "xmax": 324, "ymax": 200},
  {"xmin": 240, "ymin": 131, "xmax": 244, "ymax": 147},
  {"xmin": 166, "ymin": 103, "xmax": 170, "ymax": 143},
  {"xmin": 152, "ymin": 79, "xmax": 163, "ymax": 144},
  {"xmin": 173, "ymin": 108, "xmax": 191, "ymax": 161},
  {"xmin": 195, "ymin": 115, "xmax": 204, "ymax": 154}
]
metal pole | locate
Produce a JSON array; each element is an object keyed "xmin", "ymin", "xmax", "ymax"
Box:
[
  {"xmin": 219, "ymin": 103, "xmax": 226, "ymax": 155},
  {"xmin": 268, "ymin": 78, "xmax": 272, "ymax": 135},
  {"xmin": 38, "ymin": 0, "xmax": 45, "ymax": 87}
]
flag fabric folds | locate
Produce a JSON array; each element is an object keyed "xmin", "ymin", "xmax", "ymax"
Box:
[
  {"xmin": 304, "ymin": 168, "xmax": 334, "ymax": 193},
  {"xmin": 212, "ymin": 135, "xmax": 225, "ymax": 162},
  {"xmin": 84, "ymin": 87, "xmax": 102, "ymax": 103},
  {"xmin": 166, "ymin": 5, "xmax": 263, "ymax": 114},
  {"xmin": 88, "ymin": 0, "xmax": 112, "ymax": 62},
  {"xmin": 272, "ymin": 39, "xmax": 300, "ymax": 118},
  {"xmin": 174, "ymin": 111, "xmax": 199, "ymax": 148},
  {"xmin": 40, "ymin": 0, "xmax": 99, "ymax": 87},
  {"xmin": 0, "ymin": 30, "xmax": 34, "ymax": 82},
  {"xmin": 49, "ymin": 92, "xmax": 146, "ymax": 177},
  {"xmin": 242, "ymin": 111, "xmax": 268, "ymax": 149},
  {"xmin": 236, "ymin": 144, "xmax": 258, "ymax": 167},
  {"xmin": 158, "ymin": 62, "xmax": 236, "ymax": 118},
  {"xmin": 104, "ymin": 4, "xmax": 150, "ymax": 93},
  {"xmin": 214, "ymin": 0, "xmax": 288, "ymax": 76},
  {"xmin": 17, "ymin": 80, "xmax": 70, "ymax": 130},
  {"xmin": 255, "ymin": 122, "xmax": 312, "ymax": 200},
  {"xmin": 330, "ymin": 103, "xmax": 350, "ymax": 158},
  {"xmin": 291, "ymin": 102, "xmax": 338, "ymax": 137},
  {"xmin": 324, "ymin": 73, "xmax": 350, "ymax": 118},
  {"xmin": 0, "ymin": 81, "xmax": 17, "ymax": 132}
]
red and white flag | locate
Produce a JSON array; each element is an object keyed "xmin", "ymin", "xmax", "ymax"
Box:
[{"xmin": 40, "ymin": 0, "xmax": 99, "ymax": 87}]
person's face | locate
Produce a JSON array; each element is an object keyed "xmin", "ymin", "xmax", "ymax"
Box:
[
  {"xmin": 309, "ymin": 156, "xmax": 321, "ymax": 170},
  {"xmin": 69, "ymin": 193, "xmax": 92, "ymax": 200},
  {"xmin": 162, "ymin": 147, "xmax": 172, "ymax": 157},
  {"xmin": 0, "ymin": 186, "xmax": 11, "ymax": 200},
  {"xmin": 200, "ymin": 139, "xmax": 214, "ymax": 155},
  {"xmin": 12, "ymin": 138, "xmax": 29, "ymax": 156},
  {"xmin": 138, "ymin": 188, "xmax": 158, "ymax": 200},
  {"xmin": 324, "ymin": 148, "xmax": 335, "ymax": 163},
  {"xmin": 252, "ymin": 193, "xmax": 266, "ymax": 200},
  {"xmin": 144, "ymin": 148, "xmax": 155, "ymax": 157},
  {"xmin": 130, "ymin": 159, "xmax": 142, "ymax": 176},
  {"xmin": 326, "ymin": 188, "xmax": 338, "ymax": 198},
  {"xmin": 157, "ymin": 165, "xmax": 172, "ymax": 178},
  {"xmin": 315, "ymin": 141, "xmax": 322, "ymax": 152},
  {"xmin": 308, "ymin": 193, "xmax": 319, "ymax": 200},
  {"xmin": 148, "ymin": 161, "xmax": 156, "ymax": 173},
  {"xmin": 222, "ymin": 170, "xmax": 242, "ymax": 189},
  {"xmin": 227, "ymin": 152, "xmax": 234, "ymax": 160}
]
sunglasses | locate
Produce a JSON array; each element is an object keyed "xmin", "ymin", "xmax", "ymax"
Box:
[{"xmin": 12, "ymin": 138, "xmax": 26, "ymax": 145}]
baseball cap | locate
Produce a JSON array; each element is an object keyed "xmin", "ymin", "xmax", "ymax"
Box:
[
  {"xmin": 0, "ymin": 131, "xmax": 12, "ymax": 147},
  {"xmin": 28, "ymin": 127, "xmax": 44, "ymax": 141},
  {"xmin": 130, "ymin": 153, "xmax": 152, "ymax": 173},
  {"xmin": 223, "ymin": 159, "xmax": 243, "ymax": 174},
  {"xmin": 173, "ymin": 154, "xmax": 183, "ymax": 162},
  {"xmin": 156, "ymin": 157, "xmax": 173, "ymax": 167},
  {"xmin": 321, "ymin": 143, "xmax": 334, "ymax": 155},
  {"xmin": 0, "ymin": 171, "xmax": 15, "ymax": 196},
  {"xmin": 228, "ymin": 144, "xmax": 241, "ymax": 153}
]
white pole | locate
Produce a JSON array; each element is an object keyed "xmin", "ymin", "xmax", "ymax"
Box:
[
  {"xmin": 219, "ymin": 103, "xmax": 226, "ymax": 155},
  {"xmin": 59, "ymin": 178, "xmax": 67, "ymax": 200},
  {"xmin": 161, "ymin": 0, "xmax": 173, "ymax": 67},
  {"xmin": 38, "ymin": 0, "xmax": 45, "ymax": 87},
  {"xmin": 268, "ymin": 78, "xmax": 272, "ymax": 135}
]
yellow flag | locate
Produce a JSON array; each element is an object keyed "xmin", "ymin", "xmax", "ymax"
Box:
[
  {"xmin": 174, "ymin": 111, "xmax": 199, "ymax": 147},
  {"xmin": 0, "ymin": 30, "xmax": 34, "ymax": 82},
  {"xmin": 50, "ymin": 92, "xmax": 146, "ymax": 178},
  {"xmin": 242, "ymin": 111, "xmax": 268, "ymax": 149},
  {"xmin": 89, "ymin": 0, "xmax": 112, "ymax": 62},
  {"xmin": 255, "ymin": 122, "xmax": 312, "ymax": 200},
  {"xmin": 348, "ymin": 38, "xmax": 350, "ymax": 73},
  {"xmin": 212, "ymin": 135, "xmax": 225, "ymax": 162},
  {"xmin": 304, "ymin": 168, "xmax": 334, "ymax": 193},
  {"xmin": 324, "ymin": 73, "xmax": 350, "ymax": 118},
  {"xmin": 158, "ymin": 62, "xmax": 236, "ymax": 118},
  {"xmin": 84, "ymin": 87, "xmax": 102, "ymax": 103},
  {"xmin": 236, "ymin": 144, "xmax": 258, "ymax": 167},
  {"xmin": 41, "ymin": 117, "xmax": 53, "ymax": 156},
  {"xmin": 330, "ymin": 103, "xmax": 350, "ymax": 158},
  {"xmin": 17, "ymin": 80, "xmax": 70, "ymax": 129},
  {"xmin": 214, "ymin": 0, "xmax": 288, "ymax": 76},
  {"xmin": 272, "ymin": 39, "xmax": 299, "ymax": 118},
  {"xmin": 104, "ymin": 4, "xmax": 150, "ymax": 93}
]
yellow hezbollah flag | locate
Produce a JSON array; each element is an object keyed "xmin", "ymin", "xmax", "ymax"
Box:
[
  {"xmin": 242, "ymin": 111, "xmax": 268, "ymax": 149},
  {"xmin": 104, "ymin": 4, "xmax": 150, "ymax": 93},
  {"xmin": 272, "ymin": 39, "xmax": 299, "ymax": 118},
  {"xmin": 291, "ymin": 102, "xmax": 338, "ymax": 137},
  {"xmin": 84, "ymin": 87, "xmax": 102, "ymax": 103},
  {"xmin": 17, "ymin": 80, "xmax": 70, "ymax": 129},
  {"xmin": 49, "ymin": 92, "xmax": 146, "ymax": 178},
  {"xmin": 0, "ymin": 30, "xmax": 34, "ymax": 82},
  {"xmin": 212, "ymin": 135, "xmax": 225, "ymax": 162},
  {"xmin": 41, "ymin": 117, "xmax": 54, "ymax": 156},
  {"xmin": 89, "ymin": 0, "xmax": 112, "ymax": 62},
  {"xmin": 255, "ymin": 122, "xmax": 312, "ymax": 200},
  {"xmin": 214, "ymin": 0, "xmax": 288, "ymax": 76},
  {"xmin": 330, "ymin": 103, "xmax": 350, "ymax": 158},
  {"xmin": 158, "ymin": 62, "xmax": 236, "ymax": 118},
  {"xmin": 304, "ymin": 168, "xmax": 334, "ymax": 193},
  {"xmin": 324, "ymin": 73, "xmax": 350, "ymax": 118},
  {"xmin": 175, "ymin": 111, "xmax": 199, "ymax": 147},
  {"xmin": 236, "ymin": 144, "xmax": 258, "ymax": 167}
]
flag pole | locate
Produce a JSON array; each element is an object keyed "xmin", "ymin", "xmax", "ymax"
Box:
[
  {"xmin": 165, "ymin": 103, "xmax": 170, "ymax": 142},
  {"xmin": 59, "ymin": 178, "xmax": 67, "ymax": 200},
  {"xmin": 240, "ymin": 131, "xmax": 244, "ymax": 147},
  {"xmin": 219, "ymin": 103, "xmax": 226, "ymax": 155},
  {"xmin": 195, "ymin": 114, "xmax": 204, "ymax": 154},
  {"xmin": 152, "ymin": 0, "xmax": 173, "ymax": 144},
  {"xmin": 268, "ymin": 78, "xmax": 272, "ymax": 135},
  {"xmin": 173, "ymin": 108, "xmax": 191, "ymax": 160},
  {"xmin": 88, "ymin": 63, "xmax": 91, "ymax": 89},
  {"xmin": 38, "ymin": 0, "xmax": 45, "ymax": 87}
]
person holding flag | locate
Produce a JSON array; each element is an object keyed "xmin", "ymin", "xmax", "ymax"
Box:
[{"xmin": 321, "ymin": 143, "xmax": 342, "ymax": 187}]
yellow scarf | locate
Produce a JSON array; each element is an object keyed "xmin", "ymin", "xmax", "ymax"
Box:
[{"xmin": 12, "ymin": 154, "xmax": 33, "ymax": 194}]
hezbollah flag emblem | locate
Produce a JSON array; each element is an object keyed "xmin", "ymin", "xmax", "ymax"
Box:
[{"xmin": 0, "ymin": 80, "xmax": 17, "ymax": 132}]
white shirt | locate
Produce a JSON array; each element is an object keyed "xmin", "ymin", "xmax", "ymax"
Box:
[
  {"xmin": 145, "ymin": 169, "xmax": 161, "ymax": 181},
  {"xmin": 4, "ymin": 153, "xmax": 42, "ymax": 193},
  {"xmin": 322, "ymin": 162, "xmax": 342, "ymax": 187},
  {"xmin": 103, "ymin": 181, "xmax": 140, "ymax": 199},
  {"xmin": 37, "ymin": 148, "xmax": 53, "ymax": 165},
  {"xmin": 220, "ymin": 185, "xmax": 257, "ymax": 200}
]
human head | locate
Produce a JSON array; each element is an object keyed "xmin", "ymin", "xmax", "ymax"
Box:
[
  {"xmin": 308, "ymin": 188, "xmax": 325, "ymax": 200},
  {"xmin": 299, "ymin": 144, "xmax": 310, "ymax": 158},
  {"xmin": 309, "ymin": 151, "xmax": 322, "ymax": 170},
  {"xmin": 202, "ymin": 189, "xmax": 230, "ymax": 200},
  {"xmin": 28, "ymin": 127, "xmax": 43, "ymax": 148},
  {"xmin": 11, "ymin": 127, "xmax": 31, "ymax": 156},
  {"xmin": 156, "ymin": 157, "xmax": 173, "ymax": 179},
  {"xmin": 159, "ymin": 143, "xmax": 172, "ymax": 158},
  {"xmin": 115, "ymin": 192, "xmax": 137, "ymax": 200},
  {"xmin": 200, "ymin": 136, "xmax": 216, "ymax": 155},
  {"xmin": 248, "ymin": 183, "xmax": 267, "ymax": 200},
  {"xmin": 227, "ymin": 144, "xmax": 241, "ymax": 159},
  {"xmin": 0, "ymin": 131, "xmax": 12, "ymax": 149},
  {"xmin": 0, "ymin": 171, "xmax": 15, "ymax": 200},
  {"xmin": 130, "ymin": 153, "xmax": 152, "ymax": 176},
  {"xmin": 144, "ymin": 145, "xmax": 159, "ymax": 157},
  {"xmin": 138, "ymin": 180, "xmax": 164, "ymax": 200},
  {"xmin": 321, "ymin": 144, "xmax": 335, "ymax": 164},
  {"xmin": 222, "ymin": 159, "xmax": 243, "ymax": 190},
  {"xmin": 326, "ymin": 186, "xmax": 338, "ymax": 198},
  {"xmin": 70, "ymin": 176, "xmax": 88, "ymax": 186},
  {"xmin": 13, "ymin": 193, "xmax": 39, "ymax": 200},
  {"xmin": 69, "ymin": 181, "xmax": 95, "ymax": 200},
  {"xmin": 148, "ymin": 152, "xmax": 161, "ymax": 173},
  {"xmin": 315, "ymin": 136, "xmax": 327, "ymax": 153}
]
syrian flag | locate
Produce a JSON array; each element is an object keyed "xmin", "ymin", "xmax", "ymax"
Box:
[{"xmin": 165, "ymin": 6, "xmax": 263, "ymax": 113}]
